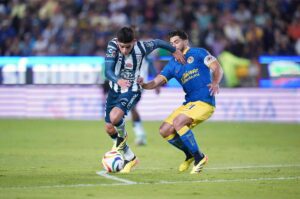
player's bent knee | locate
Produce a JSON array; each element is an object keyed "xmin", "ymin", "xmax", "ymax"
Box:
[
  {"xmin": 159, "ymin": 127, "xmax": 166, "ymax": 137},
  {"xmin": 109, "ymin": 114, "xmax": 121, "ymax": 125},
  {"xmin": 159, "ymin": 123, "xmax": 175, "ymax": 138}
]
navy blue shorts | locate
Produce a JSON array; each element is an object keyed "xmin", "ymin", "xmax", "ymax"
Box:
[{"xmin": 105, "ymin": 89, "xmax": 141, "ymax": 123}]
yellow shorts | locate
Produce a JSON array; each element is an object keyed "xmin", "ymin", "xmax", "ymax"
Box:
[{"xmin": 164, "ymin": 101, "xmax": 215, "ymax": 129}]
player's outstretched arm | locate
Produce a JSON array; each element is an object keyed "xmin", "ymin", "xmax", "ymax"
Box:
[
  {"xmin": 148, "ymin": 39, "xmax": 186, "ymax": 64},
  {"xmin": 138, "ymin": 75, "xmax": 166, "ymax": 90},
  {"xmin": 207, "ymin": 60, "xmax": 223, "ymax": 96}
]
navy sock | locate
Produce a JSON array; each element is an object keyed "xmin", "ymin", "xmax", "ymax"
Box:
[
  {"xmin": 166, "ymin": 133, "xmax": 193, "ymax": 159},
  {"xmin": 178, "ymin": 126, "xmax": 204, "ymax": 164}
]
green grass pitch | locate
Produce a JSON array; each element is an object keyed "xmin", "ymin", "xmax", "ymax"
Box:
[{"xmin": 0, "ymin": 119, "xmax": 299, "ymax": 199}]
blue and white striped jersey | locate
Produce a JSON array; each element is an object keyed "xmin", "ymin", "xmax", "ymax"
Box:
[{"xmin": 105, "ymin": 38, "xmax": 175, "ymax": 93}]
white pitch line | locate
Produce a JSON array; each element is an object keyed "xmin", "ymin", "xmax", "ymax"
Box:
[
  {"xmin": 1, "ymin": 164, "xmax": 300, "ymax": 190},
  {"xmin": 96, "ymin": 170, "xmax": 137, "ymax": 184},
  {"xmin": 139, "ymin": 164, "xmax": 300, "ymax": 171},
  {"xmin": 1, "ymin": 176, "xmax": 299, "ymax": 190},
  {"xmin": 206, "ymin": 164, "xmax": 300, "ymax": 170},
  {"xmin": 159, "ymin": 176, "xmax": 300, "ymax": 184}
]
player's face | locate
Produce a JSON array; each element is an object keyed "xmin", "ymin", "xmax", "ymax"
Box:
[
  {"xmin": 170, "ymin": 36, "xmax": 188, "ymax": 52},
  {"xmin": 117, "ymin": 41, "xmax": 135, "ymax": 56}
]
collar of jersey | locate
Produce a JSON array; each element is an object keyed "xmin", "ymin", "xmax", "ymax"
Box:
[{"xmin": 183, "ymin": 47, "xmax": 190, "ymax": 55}]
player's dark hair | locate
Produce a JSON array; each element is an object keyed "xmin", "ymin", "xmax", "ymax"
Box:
[
  {"xmin": 117, "ymin": 27, "xmax": 135, "ymax": 43},
  {"xmin": 168, "ymin": 30, "xmax": 189, "ymax": 40}
]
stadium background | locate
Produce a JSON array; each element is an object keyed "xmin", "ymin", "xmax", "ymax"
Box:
[
  {"xmin": 0, "ymin": 1, "xmax": 300, "ymax": 198},
  {"xmin": 0, "ymin": 0, "xmax": 299, "ymax": 122}
]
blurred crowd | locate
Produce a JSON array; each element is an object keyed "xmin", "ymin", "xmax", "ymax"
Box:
[{"xmin": 0, "ymin": 0, "xmax": 299, "ymax": 86}]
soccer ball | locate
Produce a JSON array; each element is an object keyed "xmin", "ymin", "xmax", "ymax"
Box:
[{"xmin": 102, "ymin": 150, "xmax": 124, "ymax": 172}]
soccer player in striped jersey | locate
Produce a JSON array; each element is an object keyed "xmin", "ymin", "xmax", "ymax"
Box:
[
  {"xmin": 104, "ymin": 27, "xmax": 185, "ymax": 173},
  {"xmin": 138, "ymin": 30, "xmax": 223, "ymax": 174}
]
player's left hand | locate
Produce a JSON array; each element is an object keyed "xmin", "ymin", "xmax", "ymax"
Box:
[
  {"xmin": 207, "ymin": 83, "xmax": 220, "ymax": 96},
  {"xmin": 172, "ymin": 49, "xmax": 186, "ymax": 64}
]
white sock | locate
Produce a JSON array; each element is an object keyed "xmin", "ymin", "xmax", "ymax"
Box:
[
  {"xmin": 115, "ymin": 120, "xmax": 127, "ymax": 138},
  {"xmin": 123, "ymin": 146, "xmax": 135, "ymax": 161}
]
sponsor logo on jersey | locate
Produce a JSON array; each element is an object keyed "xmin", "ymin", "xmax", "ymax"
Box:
[
  {"xmin": 106, "ymin": 48, "xmax": 116, "ymax": 58},
  {"xmin": 181, "ymin": 68, "xmax": 199, "ymax": 84},
  {"xmin": 125, "ymin": 62, "xmax": 133, "ymax": 69},
  {"xmin": 120, "ymin": 69, "xmax": 135, "ymax": 83},
  {"xmin": 108, "ymin": 48, "xmax": 115, "ymax": 53},
  {"xmin": 144, "ymin": 41, "xmax": 154, "ymax": 49}
]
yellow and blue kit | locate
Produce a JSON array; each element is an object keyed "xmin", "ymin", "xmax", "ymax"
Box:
[
  {"xmin": 160, "ymin": 47, "xmax": 215, "ymax": 107},
  {"xmin": 160, "ymin": 47, "xmax": 216, "ymax": 128},
  {"xmin": 161, "ymin": 47, "xmax": 218, "ymax": 166}
]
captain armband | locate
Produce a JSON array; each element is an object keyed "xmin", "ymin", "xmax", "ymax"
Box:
[{"xmin": 204, "ymin": 55, "xmax": 217, "ymax": 67}]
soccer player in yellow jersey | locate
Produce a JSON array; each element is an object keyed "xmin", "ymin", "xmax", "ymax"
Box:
[{"xmin": 138, "ymin": 30, "xmax": 223, "ymax": 174}]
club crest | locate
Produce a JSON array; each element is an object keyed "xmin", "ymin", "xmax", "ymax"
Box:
[{"xmin": 187, "ymin": 56, "xmax": 194, "ymax": 64}]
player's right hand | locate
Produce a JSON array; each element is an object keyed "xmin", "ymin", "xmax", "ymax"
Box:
[
  {"xmin": 207, "ymin": 82, "xmax": 220, "ymax": 96},
  {"xmin": 155, "ymin": 87, "xmax": 161, "ymax": 95},
  {"xmin": 117, "ymin": 79, "xmax": 131, "ymax": 89},
  {"xmin": 172, "ymin": 49, "xmax": 186, "ymax": 64}
]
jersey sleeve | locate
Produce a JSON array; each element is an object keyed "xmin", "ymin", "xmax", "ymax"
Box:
[
  {"xmin": 105, "ymin": 40, "xmax": 118, "ymax": 61},
  {"xmin": 105, "ymin": 40, "xmax": 118, "ymax": 83},
  {"xmin": 141, "ymin": 39, "xmax": 176, "ymax": 55},
  {"xmin": 160, "ymin": 61, "xmax": 175, "ymax": 82},
  {"xmin": 198, "ymin": 48, "xmax": 217, "ymax": 68},
  {"xmin": 105, "ymin": 60, "xmax": 118, "ymax": 83}
]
